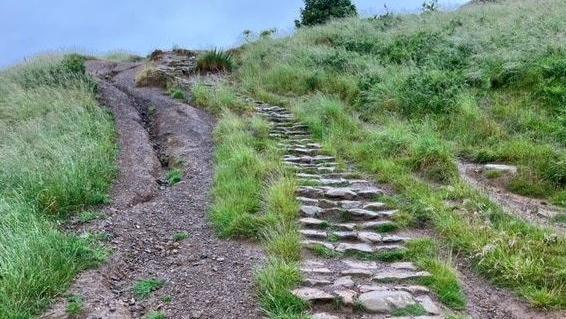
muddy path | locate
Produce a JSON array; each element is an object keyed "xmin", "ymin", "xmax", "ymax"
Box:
[{"xmin": 42, "ymin": 61, "xmax": 263, "ymax": 319}]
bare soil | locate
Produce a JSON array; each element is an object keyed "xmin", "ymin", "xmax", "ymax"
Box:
[
  {"xmin": 459, "ymin": 162, "xmax": 566, "ymax": 235},
  {"xmin": 42, "ymin": 60, "xmax": 263, "ymax": 319}
]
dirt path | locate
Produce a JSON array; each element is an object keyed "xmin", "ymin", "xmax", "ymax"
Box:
[
  {"xmin": 42, "ymin": 61, "xmax": 263, "ymax": 319},
  {"xmin": 458, "ymin": 162, "xmax": 565, "ymax": 235}
]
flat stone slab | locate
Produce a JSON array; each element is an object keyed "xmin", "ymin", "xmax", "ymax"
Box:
[
  {"xmin": 300, "ymin": 229, "xmax": 328, "ymax": 239},
  {"xmin": 326, "ymin": 188, "xmax": 357, "ymax": 199},
  {"xmin": 341, "ymin": 268, "xmax": 374, "ymax": 277},
  {"xmin": 358, "ymin": 290, "xmax": 416, "ymax": 313},
  {"xmin": 333, "ymin": 276, "xmax": 355, "ymax": 288},
  {"xmin": 300, "ymin": 267, "xmax": 333, "ymax": 274},
  {"xmin": 373, "ymin": 271, "xmax": 432, "ymax": 282},
  {"xmin": 359, "ymin": 220, "xmax": 396, "ymax": 229},
  {"xmin": 292, "ymin": 287, "xmax": 335, "ymax": 302},
  {"xmin": 334, "ymin": 289, "xmax": 357, "ymax": 306},
  {"xmin": 416, "ymin": 295, "xmax": 441, "ymax": 315},
  {"xmin": 299, "ymin": 217, "xmax": 326, "ymax": 227},
  {"xmin": 300, "ymin": 205, "xmax": 324, "ymax": 217},
  {"xmin": 343, "ymin": 260, "xmax": 378, "ymax": 270},
  {"xmin": 301, "ymin": 240, "xmax": 335, "ymax": 251},
  {"xmin": 335, "ymin": 242, "xmax": 374, "ymax": 253},
  {"xmin": 303, "ymin": 278, "xmax": 333, "ymax": 286},
  {"xmin": 312, "ymin": 313, "xmax": 341, "ymax": 319},
  {"xmin": 363, "ymin": 202, "xmax": 388, "ymax": 211},
  {"xmin": 358, "ymin": 232, "xmax": 383, "ymax": 243}
]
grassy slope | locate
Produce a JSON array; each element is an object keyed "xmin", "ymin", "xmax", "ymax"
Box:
[
  {"xmin": 0, "ymin": 56, "xmax": 116, "ymax": 318},
  {"xmin": 235, "ymin": 0, "xmax": 565, "ymax": 309}
]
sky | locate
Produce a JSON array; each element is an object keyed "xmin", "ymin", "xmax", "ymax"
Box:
[{"xmin": 0, "ymin": 0, "xmax": 468, "ymax": 68}]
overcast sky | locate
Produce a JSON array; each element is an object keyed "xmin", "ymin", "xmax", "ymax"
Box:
[{"xmin": 0, "ymin": 0, "xmax": 468, "ymax": 68}]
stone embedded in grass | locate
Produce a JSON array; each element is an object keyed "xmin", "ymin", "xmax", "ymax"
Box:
[
  {"xmin": 292, "ymin": 287, "xmax": 335, "ymax": 302},
  {"xmin": 302, "ymin": 240, "xmax": 335, "ymax": 251},
  {"xmin": 358, "ymin": 290, "xmax": 416, "ymax": 313},
  {"xmin": 326, "ymin": 188, "xmax": 357, "ymax": 199},
  {"xmin": 303, "ymin": 278, "xmax": 333, "ymax": 286},
  {"xmin": 348, "ymin": 208, "xmax": 381, "ymax": 219},
  {"xmin": 391, "ymin": 262, "xmax": 418, "ymax": 271},
  {"xmin": 382, "ymin": 235, "xmax": 410, "ymax": 243},
  {"xmin": 358, "ymin": 232, "xmax": 383, "ymax": 243},
  {"xmin": 343, "ymin": 260, "xmax": 378, "ymax": 270},
  {"xmin": 416, "ymin": 295, "xmax": 441, "ymax": 315},
  {"xmin": 312, "ymin": 313, "xmax": 341, "ymax": 319},
  {"xmin": 363, "ymin": 202, "xmax": 388, "ymax": 211},
  {"xmin": 300, "ymin": 229, "xmax": 328, "ymax": 239},
  {"xmin": 340, "ymin": 268, "xmax": 374, "ymax": 277}
]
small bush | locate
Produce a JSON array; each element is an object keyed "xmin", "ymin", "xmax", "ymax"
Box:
[
  {"xmin": 169, "ymin": 88, "xmax": 185, "ymax": 100},
  {"xmin": 135, "ymin": 65, "xmax": 169, "ymax": 88},
  {"xmin": 166, "ymin": 168, "xmax": 183, "ymax": 186},
  {"xmin": 196, "ymin": 49, "xmax": 234, "ymax": 73}
]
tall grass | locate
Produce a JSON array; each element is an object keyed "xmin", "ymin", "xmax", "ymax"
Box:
[
  {"xmin": 235, "ymin": 0, "xmax": 566, "ymax": 308},
  {"xmin": 0, "ymin": 55, "xmax": 116, "ymax": 318}
]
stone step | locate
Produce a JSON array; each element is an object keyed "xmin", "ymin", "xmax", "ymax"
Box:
[
  {"xmin": 301, "ymin": 240, "xmax": 405, "ymax": 254},
  {"xmin": 299, "ymin": 217, "xmax": 397, "ymax": 232},
  {"xmin": 284, "ymin": 155, "xmax": 336, "ymax": 164},
  {"xmin": 300, "ymin": 228, "xmax": 409, "ymax": 245},
  {"xmin": 297, "ymin": 198, "xmax": 390, "ymax": 211},
  {"xmin": 298, "ymin": 186, "xmax": 383, "ymax": 200}
]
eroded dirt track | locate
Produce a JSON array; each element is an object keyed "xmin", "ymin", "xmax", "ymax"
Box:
[{"xmin": 42, "ymin": 61, "xmax": 263, "ymax": 319}]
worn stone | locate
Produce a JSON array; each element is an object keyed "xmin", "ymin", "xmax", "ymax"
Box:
[
  {"xmin": 340, "ymin": 200, "xmax": 363, "ymax": 209},
  {"xmin": 391, "ymin": 262, "xmax": 418, "ymax": 271},
  {"xmin": 382, "ymin": 235, "xmax": 409, "ymax": 243},
  {"xmin": 300, "ymin": 229, "xmax": 328, "ymax": 239},
  {"xmin": 397, "ymin": 285, "xmax": 430, "ymax": 294},
  {"xmin": 363, "ymin": 202, "xmax": 387, "ymax": 211},
  {"xmin": 348, "ymin": 208, "xmax": 381, "ymax": 218},
  {"xmin": 341, "ymin": 268, "xmax": 374, "ymax": 277},
  {"xmin": 325, "ymin": 188, "xmax": 357, "ymax": 199},
  {"xmin": 333, "ymin": 276, "xmax": 355, "ymax": 288},
  {"xmin": 303, "ymin": 278, "xmax": 333, "ymax": 286},
  {"xmin": 311, "ymin": 313, "xmax": 340, "ymax": 319},
  {"xmin": 300, "ymin": 205, "xmax": 324, "ymax": 217},
  {"xmin": 292, "ymin": 287, "xmax": 334, "ymax": 302},
  {"xmin": 484, "ymin": 163, "xmax": 517, "ymax": 174},
  {"xmin": 299, "ymin": 217, "xmax": 326, "ymax": 227},
  {"xmin": 358, "ymin": 232, "xmax": 383, "ymax": 243},
  {"xmin": 343, "ymin": 260, "xmax": 377, "ymax": 270},
  {"xmin": 335, "ymin": 243, "xmax": 373, "ymax": 253},
  {"xmin": 301, "ymin": 240, "xmax": 335, "ymax": 251},
  {"xmin": 336, "ymin": 223, "xmax": 357, "ymax": 231},
  {"xmin": 300, "ymin": 267, "xmax": 333, "ymax": 274},
  {"xmin": 334, "ymin": 289, "xmax": 357, "ymax": 306},
  {"xmin": 332, "ymin": 231, "xmax": 358, "ymax": 240},
  {"xmin": 359, "ymin": 221, "xmax": 396, "ymax": 230},
  {"xmin": 297, "ymin": 197, "xmax": 319, "ymax": 205},
  {"xmin": 358, "ymin": 290, "xmax": 416, "ymax": 313},
  {"xmin": 373, "ymin": 271, "xmax": 432, "ymax": 282},
  {"xmin": 416, "ymin": 295, "xmax": 441, "ymax": 315}
]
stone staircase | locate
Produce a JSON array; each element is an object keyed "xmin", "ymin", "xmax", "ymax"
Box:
[{"xmin": 257, "ymin": 104, "xmax": 444, "ymax": 319}]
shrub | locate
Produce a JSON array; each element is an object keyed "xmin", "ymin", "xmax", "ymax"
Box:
[
  {"xmin": 135, "ymin": 65, "xmax": 169, "ymax": 88},
  {"xmin": 295, "ymin": 0, "xmax": 357, "ymax": 27},
  {"xmin": 196, "ymin": 49, "xmax": 234, "ymax": 73}
]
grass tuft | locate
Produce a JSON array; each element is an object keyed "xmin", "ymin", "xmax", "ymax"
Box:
[
  {"xmin": 196, "ymin": 49, "xmax": 234, "ymax": 73},
  {"xmin": 133, "ymin": 279, "xmax": 165, "ymax": 299}
]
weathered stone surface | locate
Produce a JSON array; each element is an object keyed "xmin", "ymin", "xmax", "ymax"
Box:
[
  {"xmin": 297, "ymin": 173, "xmax": 321, "ymax": 179},
  {"xmin": 334, "ymin": 289, "xmax": 357, "ymax": 306},
  {"xmin": 332, "ymin": 231, "xmax": 358, "ymax": 240},
  {"xmin": 374, "ymin": 244, "xmax": 405, "ymax": 251},
  {"xmin": 300, "ymin": 267, "xmax": 333, "ymax": 274},
  {"xmin": 340, "ymin": 200, "xmax": 363, "ymax": 209},
  {"xmin": 318, "ymin": 199, "xmax": 338, "ymax": 208},
  {"xmin": 341, "ymin": 268, "xmax": 374, "ymax": 277},
  {"xmin": 298, "ymin": 187, "xmax": 323, "ymax": 197},
  {"xmin": 358, "ymin": 232, "xmax": 383, "ymax": 243},
  {"xmin": 391, "ymin": 262, "xmax": 418, "ymax": 271},
  {"xmin": 359, "ymin": 285, "xmax": 389, "ymax": 293},
  {"xmin": 335, "ymin": 243, "xmax": 374, "ymax": 253},
  {"xmin": 348, "ymin": 208, "xmax": 381, "ymax": 218},
  {"xmin": 416, "ymin": 295, "xmax": 441, "ymax": 315},
  {"xmin": 300, "ymin": 229, "xmax": 328, "ymax": 239},
  {"xmin": 333, "ymin": 276, "xmax": 355, "ymax": 288},
  {"xmin": 363, "ymin": 202, "xmax": 387, "ymax": 211},
  {"xmin": 299, "ymin": 217, "xmax": 326, "ymax": 227},
  {"xmin": 297, "ymin": 197, "xmax": 319, "ymax": 205},
  {"xmin": 397, "ymin": 285, "xmax": 430, "ymax": 294},
  {"xmin": 336, "ymin": 223, "xmax": 357, "ymax": 231},
  {"xmin": 325, "ymin": 188, "xmax": 357, "ymax": 199},
  {"xmin": 355, "ymin": 187, "xmax": 383, "ymax": 198},
  {"xmin": 300, "ymin": 205, "xmax": 324, "ymax": 217},
  {"xmin": 292, "ymin": 287, "xmax": 334, "ymax": 302},
  {"xmin": 358, "ymin": 290, "xmax": 416, "ymax": 313},
  {"xmin": 303, "ymin": 278, "xmax": 333, "ymax": 286},
  {"xmin": 373, "ymin": 271, "xmax": 432, "ymax": 282},
  {"xmin": 343, "ymin": 260, "xmax": 378, "ymax": 270}
]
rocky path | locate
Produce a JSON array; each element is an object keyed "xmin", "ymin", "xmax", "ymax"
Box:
[
  {"xmin": 257, "ymin": 105, "xmax": 444, "ymax": 319},
  {"xmin": 42, "ymin": 61, "xmax": 263, "ymax": 319}
]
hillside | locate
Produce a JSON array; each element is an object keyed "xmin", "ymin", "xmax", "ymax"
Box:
[{"xmin": 231, "ymin": 0, "xmax": 565, "ymax": 312}]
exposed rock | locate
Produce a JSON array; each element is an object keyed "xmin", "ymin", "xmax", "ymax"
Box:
[
  {"xmin": 363, "ymin": 202, "xmax": 387, "ymax": 211},
  {"xmin": 373, "ymin": 271, "xmax": 432, "ymax": 282},
  {"xmin": 299, "ymin": 217, "xmax": 326, "ymax": 227},
  {"xmin": 300, "ymin": 229, "xmax": 328, "ymax": 239},
  {"xmin": 391, "ymin": 262, "xmax": 418, "ymax": 271},
  {"xmin": 334, "ymin": 289, "xmax": 357, "ymax": 306},
  {"xmin": 325, "ymin": 188, "xmax": 357, "ymax": 199},
  {"xmin": 343, "ymin": 260, "xmax": 378, "ymax": 270},
  {"xmin": 358, "ymin": 232, "xmax": 383, "ymax": 243},
  {"xmin": 340, "ymin": 200, "xmax": 363, "ymax": 209},
  {"xmin": 333, "ymin": 276, "xmax": 355, "ymax": 288},
  {"xmin": 332, "ymin": 231, "xmax": 358, "ymax": 240},
  {"xmin": 484, "ymin": 163, "xmax": 517, "ymax": 174},
  {"xmin": 303, "ymin": 278, "xmax": 333, "ymax": 286},
  {"xmin": 341, "ymin": 268, "xmax": 374, "ymax": 277},
  {"xmin": 300, "ymin": 267, "xmax": 333, "ymax": 274},
  {"xmin": 416, "ymin": 295, "xmax": 441, "ymax": 315},
  {"xmin": 292, "ymin": 287, "xmax": 334, "ymax": 302},
  {"xmin": 335, "ymin": 242, "xmax": 373, "ymax": 253},
  {"xmin": 301, "ymin": 240, "xmax": 334, "ymax": 251},
  {"xmin": 300, "ymin": 205, "xmax": 324, "ymax": 217},
  {"xmin": 358, "ymin": 290, "xmax": 416, "ymax": 313},
  {"xmin": 312, "ymin": 313, "xmax": 341, "ymax": 319}
]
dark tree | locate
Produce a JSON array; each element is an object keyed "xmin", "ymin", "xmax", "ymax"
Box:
[{"xmin": 295, "ymin": 0, "xmax": 357, "ymax": 28}]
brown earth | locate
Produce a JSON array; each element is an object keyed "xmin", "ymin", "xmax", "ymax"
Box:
[{"xmin": 42, "ymin": 60, "xmax": 263, "ymax": 319}]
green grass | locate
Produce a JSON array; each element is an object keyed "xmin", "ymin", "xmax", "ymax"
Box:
[
  {"xmin": 391, "ymin": 303, "xmax": 427, "ymax": 317},
  {"xmin": 78, "ymin": 211, "xmax": 101, "ymax": 223},
  {"xmin": 0, "ymin": 55, "xmax": 116, "ymax": 318},
  {"xmin": 169, "ymin": 88, "xmax": 186, "ymax": 100},
  {"xmin": 192, "ymin": 82, "xmax": 253, "ymax": 114},
  {"xmin": 66, "ymin": 295, "xmax": 85, "ymax": 317},
  {"xmin": 172, "ymin": 231, "xmax": 190, "ymax": 241},
  {"xmin": 166, "ymin": 168, "xmax": 183, "ymax": 185},
  {"xmin": 234, "ymin": 0, "xmax": 566, "ymax": 309},
  {"xmin": 196, "ymin": 49, "xmax": 234, "ymax": 73},
  {"xmin": 133, "ymin": 279, "xmax": 165, "ymax": 299},
  {"xmin": 146, "ymin": 311, "xmax": 166, "ymax": 319}
]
